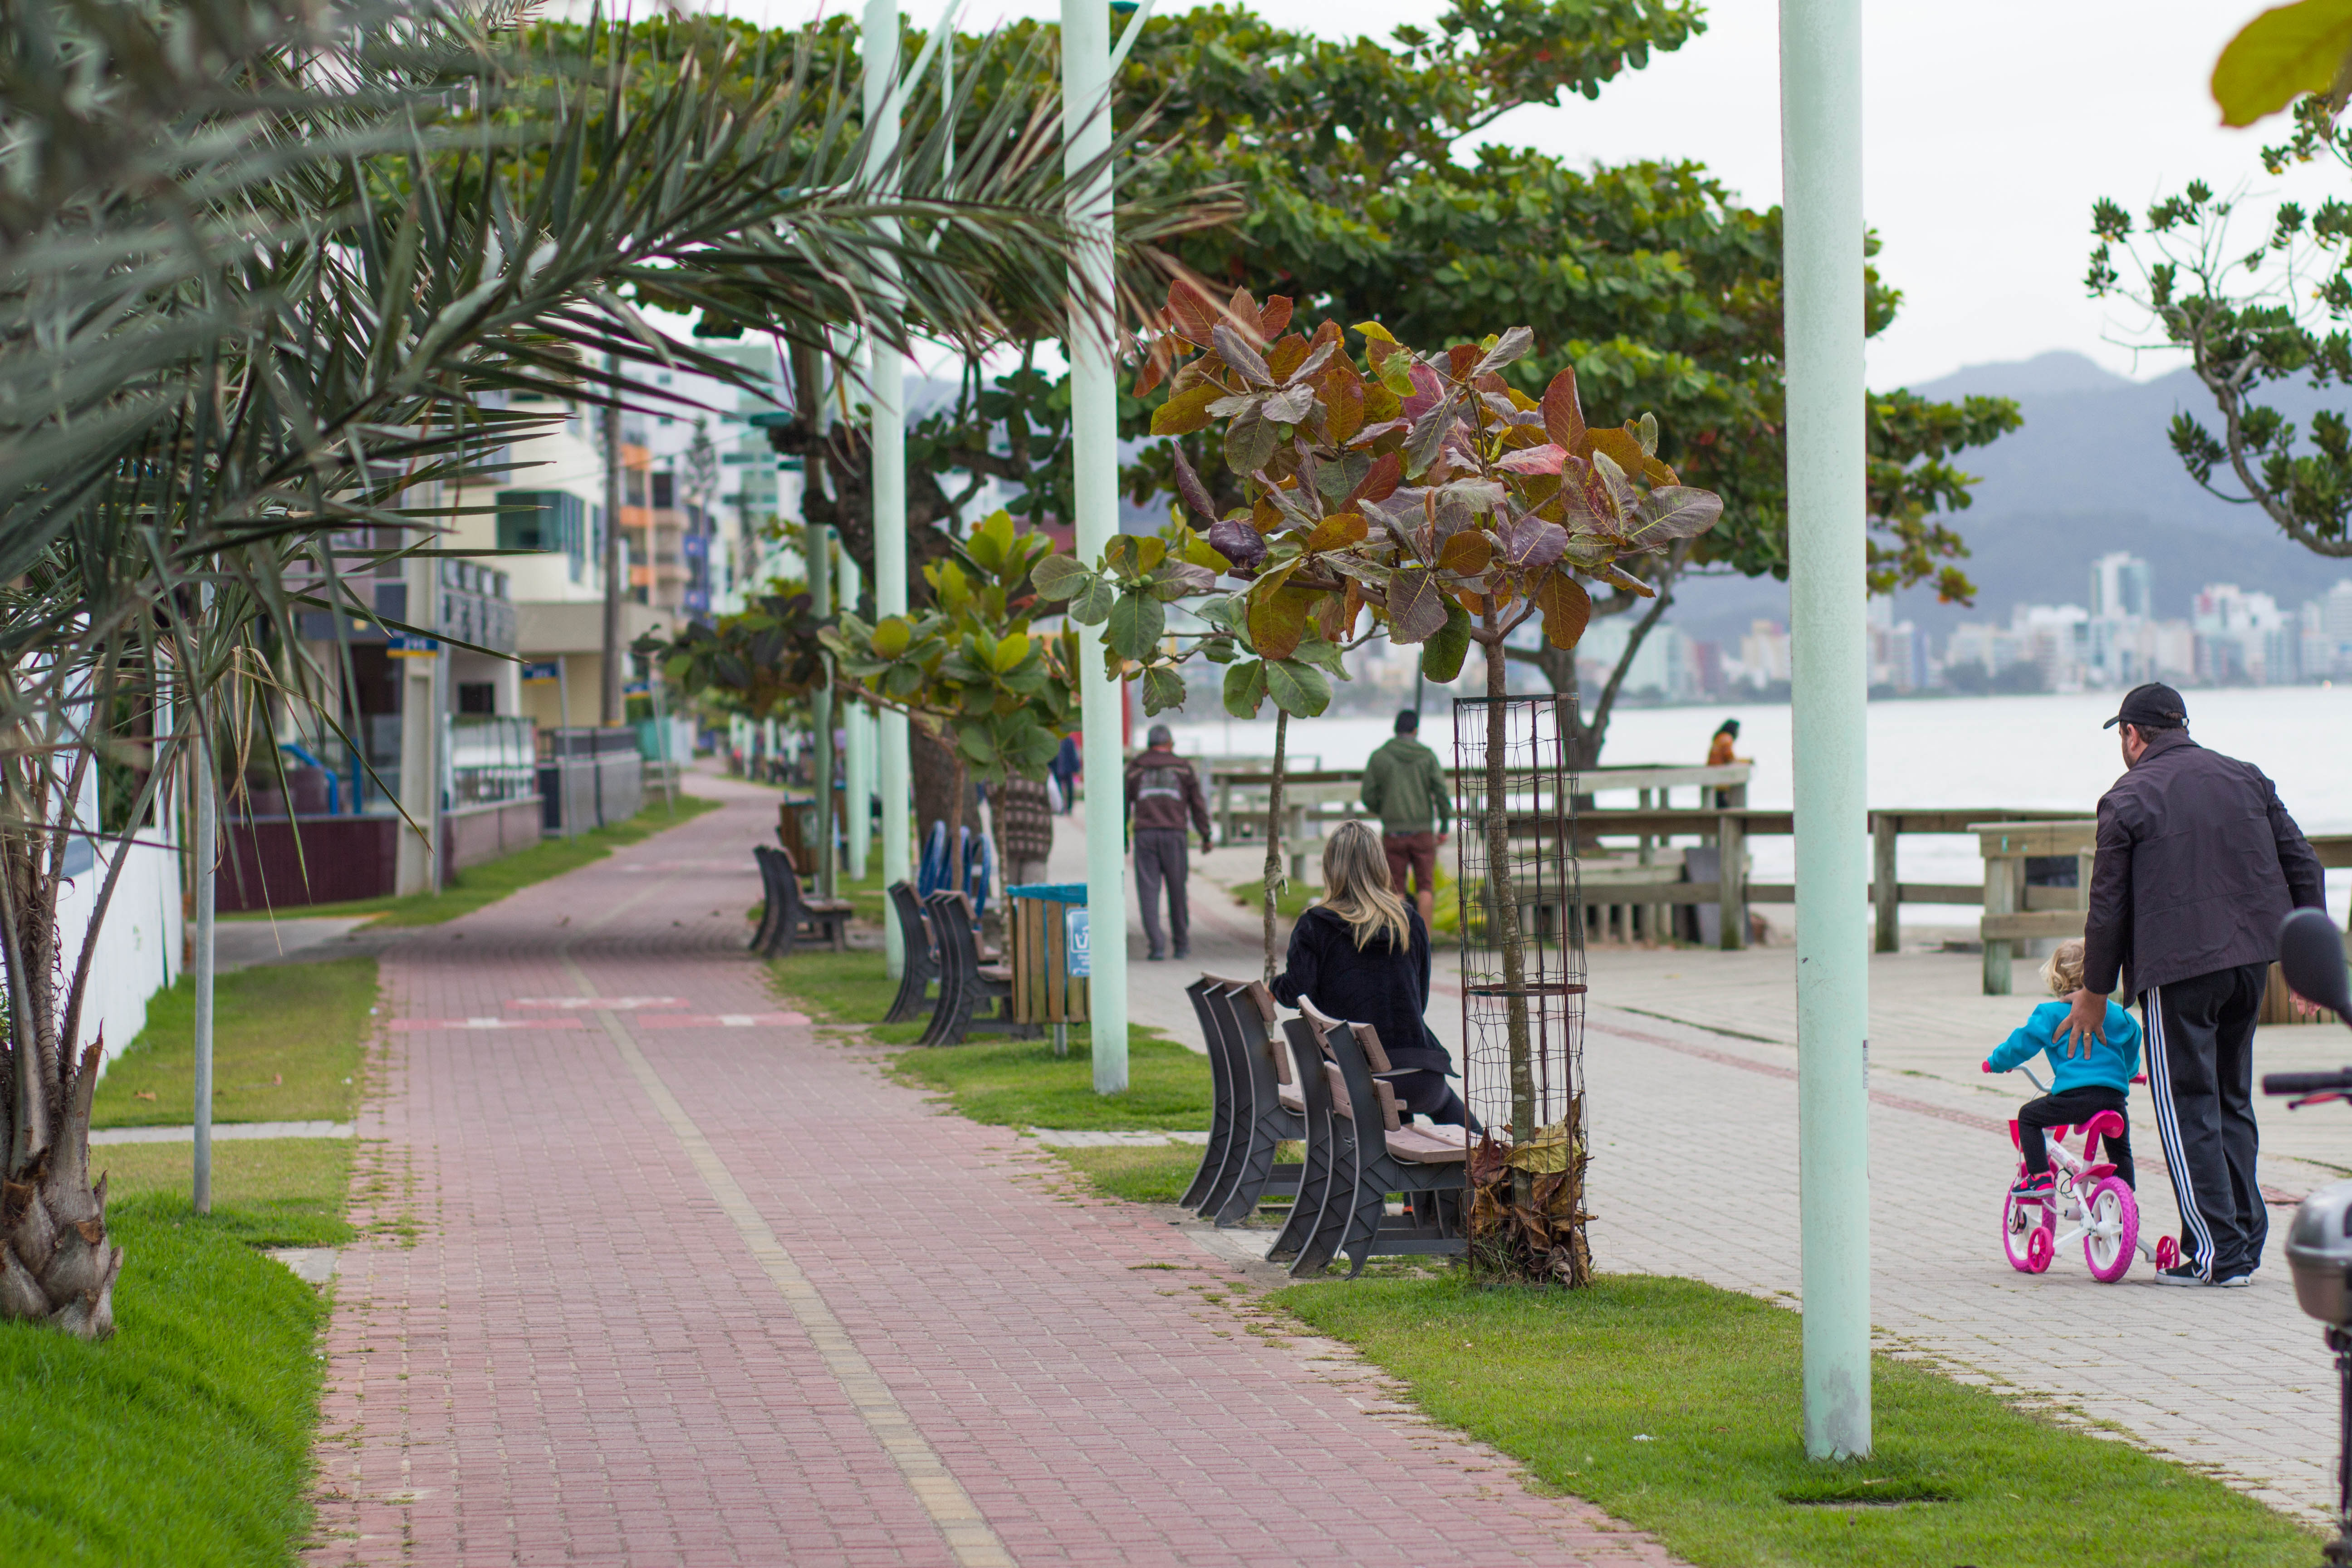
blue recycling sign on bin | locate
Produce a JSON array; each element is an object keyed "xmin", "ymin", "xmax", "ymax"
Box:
[{"xmin": 1065, "ymin": 907, "xmax": 1090, "ymax": 978}]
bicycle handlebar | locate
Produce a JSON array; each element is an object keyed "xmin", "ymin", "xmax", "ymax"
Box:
[{"xmin": 2262, "ymin": 1070, "xmax": 2352, "ymax": 1097}]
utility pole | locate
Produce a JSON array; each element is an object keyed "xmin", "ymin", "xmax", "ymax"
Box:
[
  {"xmin": 863, "ymin": 0, "xmax": 911, "ymax": 978},
  {"xmin": 601, "ymin": 367, "xmax": 625, "ymax": 727},
  {"xmin": 842, "ymin": 551, "xmax": 871, "ymax": 882},
  {"xmin": 808, "ymin": 522, "xmax": 835, "ymax": 897},
  {"xmin": 1061, "ymin": 0, "xmax": 1153, "ymax": 1093},
  {"xmin": 1782, "ymin": 0, "xmax": 1872, "ymax": 1460}
]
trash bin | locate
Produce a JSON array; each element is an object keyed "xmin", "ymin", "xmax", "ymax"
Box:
[{"xmin": 1004, "ymin": 882, "xmax": 1089, "ymax": 1056}]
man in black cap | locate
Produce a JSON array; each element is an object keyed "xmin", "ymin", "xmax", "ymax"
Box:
[{"xmin": 2059, "ymin": 681, "xmax": 2325, "ymax": 1285}]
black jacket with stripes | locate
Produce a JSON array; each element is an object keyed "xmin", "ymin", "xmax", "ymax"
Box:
[{"xmin": 2082, "ymin": 729, "xmax": 2324, "ymax": 997}]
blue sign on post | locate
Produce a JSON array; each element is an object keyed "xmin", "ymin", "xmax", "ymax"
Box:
[
  {"xmin": 1064, "ymin": 907, "xmax": 1091, "ymax": 979},
  {"xmin": 520, "ymin": 661, "xmax": 561, "ymax": 684}
]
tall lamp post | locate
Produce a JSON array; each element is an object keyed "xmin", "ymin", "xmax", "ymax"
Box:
[
  {"xmin": 863, "ymin": 0, "xmax": 912, "ymax": 980},
  {"xmin": 1781, "ymin": 0, "xmax": 1871, "ymax": 1460},
  {"xmin": 1062, "ymin": 0, "xmax": 1153, "ymax": 1095}
]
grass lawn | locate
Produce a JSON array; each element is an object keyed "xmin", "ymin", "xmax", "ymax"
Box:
[
  {"xmin": 224, "ymin": 794, "xmax": 718, "ymax": 928},
  {"xmin": 95, "ymin": 1138, "xmax": 355, "ymax": 1249},
  {"xmin": 93, "ymin": 956, "xmax": 377, "ymax": 1128},
  {"xmin": 1049, "ymin": 1142, "xmax": 1298, "ymax": 1204},
  {"xmin": 0, "ymin": 1137, "xmax": 353, "ymax": 1564},
  {"xmin": 767, "ymin": 947, "xmax": 1212, "ymax": 1128},
  {"xmin": 1275, "ymin": 1273, "xmax": 2318, "ymax": 1568}
]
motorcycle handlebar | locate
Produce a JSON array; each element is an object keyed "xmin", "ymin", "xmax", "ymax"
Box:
[{"xmin": 2262, "ymin": 1070, "xmax": 2352, "ymax": 1097}]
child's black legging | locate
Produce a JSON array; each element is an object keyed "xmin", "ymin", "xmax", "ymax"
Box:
[
  {"xmin": 1388, "ymin": 1069, "xmax": 1483, "ymax": 1135},
  {"xmin": 2018, "ymin": 1084, "xmax": 2135, "ymax": 1189}
]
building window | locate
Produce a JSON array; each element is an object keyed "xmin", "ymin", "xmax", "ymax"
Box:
[
  {"xmin": 496, "ymin": 490, "xmax": 588, "ymax": 582},
  {"xmin": 651, "ymin": 472, "xmax": 675, "ymax": 508},
  {"xmin": 456, "ymin": 682, "xmax": 498, "ymax": 715}
]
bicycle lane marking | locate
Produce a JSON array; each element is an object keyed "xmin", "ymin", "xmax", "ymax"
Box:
[{"xmin": 556, "ymin": 873, "xmax": 1016, "ymax": 1568}]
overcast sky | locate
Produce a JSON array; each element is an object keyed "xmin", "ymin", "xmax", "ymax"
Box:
[{"xmin": 716, "ymin": 0, "xmax": 2335, "ymax": 390}]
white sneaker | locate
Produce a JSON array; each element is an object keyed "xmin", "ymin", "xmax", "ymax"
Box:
[{"xmin": 2214, "ymin": 1271, "xmax": 2255, "ymax": 1288}]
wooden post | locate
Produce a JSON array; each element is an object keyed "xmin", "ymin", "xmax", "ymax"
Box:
[
  {"xmin": 1872, "ymin": 812, "xmax": 1899, "ymax": 954},
  {"xmin": 1982, "ymin": 850, "xmax": 2015, "ymax": 996},
  {"xmin": 1719, "ymin": 812, "xmax": 1748, "ymax": 951}
]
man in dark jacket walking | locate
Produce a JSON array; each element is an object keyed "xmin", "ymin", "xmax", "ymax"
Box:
[
  {"xmin": 2062, "ymin": 682, "xmax": 2325, "ymax": 1286},
  {"xmin": 1125, "ymin": 725, "xmax": 1213, "ymax": 961}
]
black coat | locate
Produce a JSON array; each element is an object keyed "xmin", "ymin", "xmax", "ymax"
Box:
[
  {"xmin": 2083, "ymin": 729, "xmax": 2326, "ymax": 996},
  {"xmin": 1269, "ymin": 904, "xmax": 1452, "ymax": 1074}
]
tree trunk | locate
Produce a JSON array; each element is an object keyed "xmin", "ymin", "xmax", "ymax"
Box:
[
  {"xmin": 911, "ymin": 722, "xmax": 973, "ymax": 866},
  {"xmin": 1480, "ymin": 615, "xmax": 1536, "ymax": 1214},
  {"xmin": 0, "ymin": 750, "xmax": 123, "ymax": 1339},
  {"xmin": 1262, "ymin": 709, "xmax": 1288, "ymax": 983}
]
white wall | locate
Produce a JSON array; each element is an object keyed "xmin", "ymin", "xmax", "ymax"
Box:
[{"xmin": 56, "ymin": 832, "xmax": 183, "ymax": 1068}]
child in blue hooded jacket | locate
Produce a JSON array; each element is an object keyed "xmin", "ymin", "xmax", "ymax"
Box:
[{"xmin": 1984, "ymin": 938, "xmax": 2141, "ymax": 1195}]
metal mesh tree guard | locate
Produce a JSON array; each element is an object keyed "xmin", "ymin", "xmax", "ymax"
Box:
[{"xmin": 1453, "ymin": 694, "xmax": 1590, "ymax": 1284}]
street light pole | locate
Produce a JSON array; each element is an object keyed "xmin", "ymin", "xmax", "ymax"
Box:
[
  {"xmin": 863, "ymin": 0, "xmax": 911, "ymax": 980},
  {"xmin": 1061, "ymin": 0, "xmax": 1141, "ymax": 1093},
  {"xmin": 1781, "ymin": 0, "xmax": 1872, "ymax": 1460}
]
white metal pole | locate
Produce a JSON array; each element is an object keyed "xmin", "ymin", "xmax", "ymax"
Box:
[
  {"xmin": 864, "ymin": 0, "xmax": 911, "ymax": 980},
  {"xmin": 1781, "ymin": 0, "xmax": 1871, "ymax": 1460},
  {"xmin": 192, "ymin": 707, "xmax": 215, "ymax": 1214},
  {"xmin": 1063, "ymin": 0, "xmax": 1127, "ymax": 1092}
]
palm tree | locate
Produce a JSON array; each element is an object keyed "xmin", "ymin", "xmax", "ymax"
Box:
[{"xmin": 0, "ymin": 0, "xmax": 1213, "ymax": 1337}]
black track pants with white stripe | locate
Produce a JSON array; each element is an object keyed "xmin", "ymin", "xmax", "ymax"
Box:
[{"xmin": 2141, "ymin": 963, "xmax": 2270, "ymax": 1279}]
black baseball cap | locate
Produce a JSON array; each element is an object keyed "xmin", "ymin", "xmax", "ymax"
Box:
[{"xmin": 2102, "ymin": 682, "xmax": 2188, "ymax": 731}]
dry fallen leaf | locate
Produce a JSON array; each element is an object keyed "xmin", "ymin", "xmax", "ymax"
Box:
[{"xmin": 132, "ymin": 1091, "xmax": 157, "ymax": 1102}]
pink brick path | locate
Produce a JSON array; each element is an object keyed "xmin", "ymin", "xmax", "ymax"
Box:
[{"xmin": 308, "ymin": 776, "xmax": 1678, "ymax": 1567}]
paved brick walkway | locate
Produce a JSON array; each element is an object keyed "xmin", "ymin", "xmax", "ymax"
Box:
[
  {"xmin": 307, "ymin": 775, "xmax": 1679, "ymax": 1567},
  {"xmin": 1129, "ymin": 818, "xmax": 2344, "ymax": 1522}
]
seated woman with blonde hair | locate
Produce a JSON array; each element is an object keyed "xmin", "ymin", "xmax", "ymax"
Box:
[{"xmin": 1271, "ymin": 819, "xmax": 1478, "ymax": 1131}]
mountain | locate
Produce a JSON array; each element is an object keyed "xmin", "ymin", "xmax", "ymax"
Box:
[{"xmin": 1665, "ymin": 351, "xmax": 2352, "ymax": 653}]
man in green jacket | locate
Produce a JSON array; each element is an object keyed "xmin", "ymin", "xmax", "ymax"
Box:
[{"xmin": 1361, "ymin": 709, "xmax": 1451, "ymax": 923}]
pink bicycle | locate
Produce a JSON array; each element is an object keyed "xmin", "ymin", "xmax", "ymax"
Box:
[{"xmin": 1993, "ymin": 1063, "xmax": 2173, "ymax": 1283}]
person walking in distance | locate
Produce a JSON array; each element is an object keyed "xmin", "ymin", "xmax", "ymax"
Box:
[
  {"xmin": 1361, "ymin": 709, "xmax": 1450, "ymax": 925},
  {"xmin": 1125, "ymin": 725, "xmax": 1212, "ymax": 962},
  {"xmin": 2063, "ymin": 682, "xmax": 2325, "ymax": 1286}
]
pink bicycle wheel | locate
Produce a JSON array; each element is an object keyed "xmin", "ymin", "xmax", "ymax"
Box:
[
  {"xmin": 2156, "ymin": 1235, "xmax": 2180, "ymax": 1272},
  {"xmin": 2002, "ymin": 1191, "xmax": 2045, "ymax": 1272},
  {"xmin": 2082, "ymin": 1177, "xmax": 2139, "ymax": 1284},
  {"xmin": 2025, "ymin": 1224, "xmax": 2054, "ymax": 1273}
]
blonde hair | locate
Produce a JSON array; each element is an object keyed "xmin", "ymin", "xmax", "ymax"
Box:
[
  {"xmin": 1319, "ymin": 820, "xmax": 1412, "ymax": 953},
  {"xmin": 2041, "ymin": 938, "xmax": 2087, "ymax": 997}
]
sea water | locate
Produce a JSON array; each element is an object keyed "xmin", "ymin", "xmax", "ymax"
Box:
[{"xmin": 1161, "ymin": 686, "xmax": 2352, "ymax": 922}]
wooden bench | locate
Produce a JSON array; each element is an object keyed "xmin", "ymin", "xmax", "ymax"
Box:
[
  {"xmin": 1182, "ymin": 977, "xmax": 1304, "ymax": 1228},
  {"xmin": 751, "ymin": 843, "xmax": 852, "ymax": 958},
  {"xmin": 917, "ymin": 890, "xmax": 1033, "ymax": 1046},
  {"xmin": 1280, "ymin": 998, "xmax": 1466, "ymax": 1279}
]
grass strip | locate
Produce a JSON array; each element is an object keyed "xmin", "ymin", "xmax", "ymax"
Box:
[
  {"xmin": 1048, "ymin": 1142, "xmax": 1298, "ymax": 1204},
  {"xmin": 0, "ymin": 1137, "xmax": 354, "ymax": 1564},
  {"xmin": 767, "ymin": 947, "xmax": 1213, "ymax": 1128},
  {"xmin": 1274, "ymin": 1273, "xmax": 2317, "ymax": 1568},
  {"xmin": 94, "ymin": 1138, "xmax": 356, "ymax": 1250},
  {"xmin": 93, "ymin": 956, "xmax": 377, "ymax": 1129},
  {"xmin": 224, "ymin": 794, "xmax": 718, "ymax": 928}
]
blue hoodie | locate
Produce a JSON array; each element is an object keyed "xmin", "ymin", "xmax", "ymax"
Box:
[{"xmin": 1986, "ymin": 999, "xmax": 2141, "ymax": 1094}]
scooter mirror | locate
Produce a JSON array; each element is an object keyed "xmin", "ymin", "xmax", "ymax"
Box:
[{"xmin": 2280, "ymin": 907, "xmax": 2352, "ymax": 1022}]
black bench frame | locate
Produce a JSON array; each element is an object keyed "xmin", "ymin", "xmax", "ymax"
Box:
[
  {"xmin": 918, "ymin": 890, "xmax": 1034, "ymax": 1046},
  {"xmin": 882, "ymin": 881, "xmax": 943, "ymax": 1023},
  {"xmin": 1181, "ymin": 978, "xmax": 1303, "ymax": 1227},
  {"xmin": 1281, "ymin": 1007, "xmax": 1465, "ymax": 1279},
  {"xmin": 752, "ymin": 843, "xmax": 852, "ymax": 957}
]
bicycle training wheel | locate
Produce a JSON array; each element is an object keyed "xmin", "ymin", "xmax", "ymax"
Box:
[{"xmin": 2082, "ymin": 1177, "xmax": 2139, "ymax": 1284}]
